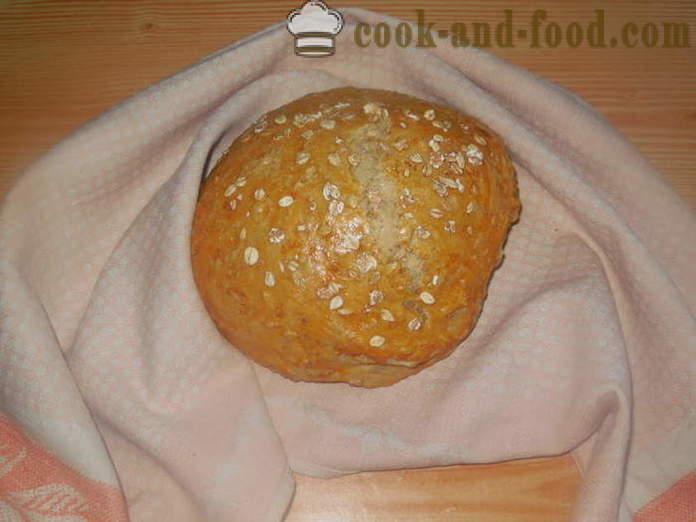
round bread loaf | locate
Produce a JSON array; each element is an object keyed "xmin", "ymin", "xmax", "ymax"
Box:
[{"xmin": 191, "ymin": 87, "xmax": 520, "ymax": 387}]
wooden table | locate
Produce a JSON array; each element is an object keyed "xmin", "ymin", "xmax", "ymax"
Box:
[{"xmin": 1, "ymin": 1, "xmax": 693, "ymax": 520}]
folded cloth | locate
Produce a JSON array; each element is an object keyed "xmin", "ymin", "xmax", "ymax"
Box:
[{"xmin": 1, "ymin": 7, "xmax": 694, "ymax": 522}]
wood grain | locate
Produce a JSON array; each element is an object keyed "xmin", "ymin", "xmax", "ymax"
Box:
[
  {"xmin": 286, "ymin": 457, "xmax": 580, "ymax": 521},
  {"xmin": 0, "ymin": 1, "xmax": 693, "ymax": 521}
]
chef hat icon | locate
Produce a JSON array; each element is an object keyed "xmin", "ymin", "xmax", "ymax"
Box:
[{"xmin": 287, "ymin": 1, "xmax": 344, "ymax": 57}]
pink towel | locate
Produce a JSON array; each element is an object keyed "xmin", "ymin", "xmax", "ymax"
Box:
[{"xmin": 1, "ymin": 8, "xmax": 694, "ymax": 521}]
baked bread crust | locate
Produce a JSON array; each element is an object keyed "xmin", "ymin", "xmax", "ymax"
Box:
[{"xmin": 191, "ymin": 87, "xmax": 520, "ymax": 387}]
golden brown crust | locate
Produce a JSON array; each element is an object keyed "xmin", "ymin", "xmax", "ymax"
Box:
[{"xmin": 191, "ymin": 87, "xmax": 520, "ymax": 387}]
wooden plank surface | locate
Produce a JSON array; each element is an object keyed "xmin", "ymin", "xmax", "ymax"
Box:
[
  {"xmin": 285, "ymin": 457, "xmax": 580, "ymax": 521},
  {"xmin": 1, "ymin": 1, "xmax": 693, "ymax": 521}
]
